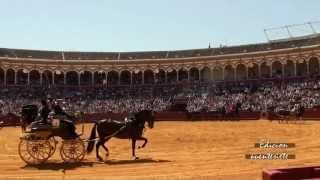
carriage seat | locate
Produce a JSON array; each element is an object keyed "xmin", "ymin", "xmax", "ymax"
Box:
[{"xmin": 28, "ymin": 121, "xmax": 52, "ymax": 131}]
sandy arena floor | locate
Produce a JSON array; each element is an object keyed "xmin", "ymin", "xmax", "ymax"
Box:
[{"xmin": 1, "ymin": 120, "xmax": 320, "ymax": 180}]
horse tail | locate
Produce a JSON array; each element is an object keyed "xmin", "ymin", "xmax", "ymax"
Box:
[{"xmin": 87, "ymin": 122, "xmax": 97, "ymax": 154}]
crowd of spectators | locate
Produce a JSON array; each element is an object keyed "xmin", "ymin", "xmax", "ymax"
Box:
[{"xmin": 1, "ymin": 78, "xmax": 320, "ymax": 116}]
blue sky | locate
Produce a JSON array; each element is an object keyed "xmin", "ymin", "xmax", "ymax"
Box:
[{"xmin": 0, "ymin": 0, "xmax": 320, "ymax": 52}]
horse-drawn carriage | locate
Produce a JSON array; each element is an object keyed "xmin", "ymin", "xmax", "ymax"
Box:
[
  {"xmin": 268, "ymin": 104, "xmax": 305, "ymax": 123},
  {"xmin": 18, "ymin": 104, "xmax": 155, "ymax": 164},
  {"xmin": 19, "ymin": 105, "xmax": 86, "ymax": 164}
]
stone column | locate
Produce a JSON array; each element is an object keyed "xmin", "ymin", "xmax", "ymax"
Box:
[
  {"xmin": 64, "ymin": 73, "xmax": 66, "ymax": 85},
  {"xmin": 306, "ymin": 61, "xmax": 310, "ymax": 76},
  {"xmin": 14, "ymin": 71, "xmax": 17, "ymax": 85},
  {"xmin": 4, "ymin": 70, "xmax": 6, "ymax": 86},
  {"xmin": 131, "ymin": 72, "xmax": 134, "ymax": 86},
  {"xmin": 92, "ymin": 72, "xmax": 95, "ymax": 86},
  {"xmin": 78, "ymin": 73, "xmax": 81, "ymax": 86},
  {"xmin": 222, "ymin": 67, "xmax": 225, "ymax": 81},
  {"xmin": 294, "ymin": 62, "xmax": 297, "ymax": 76},
  {"xmin": 176, "ymin": 70, "xmax": 179, "ymax": 82},
  {"xmin": 165, "ymin": 71, "xmax": 168, "ymax": 84},
  {"xmin": 27, "ymin": 72, "xmax": 30, "ymax": 85},
  {"xmin": 52, "ymin": 72, "xmax": 55, "ymax": 85},
  {"xmin": 105, "ymin": 72, "xmax": 108, "ymax": 88},
  {"xmin": 282, "ymin": 63, "xmax": 285, "ymax": 78},
  {"xmin": 246, "ymin": 66, "xmax": 249, "ymax": 80},
  {"xmin": 40, "ymin": 72, "xmax": 43, "ymax": 85},
  {"xmin": 258, "ymin": 64, "xmax": 261, "ymax": 79}
]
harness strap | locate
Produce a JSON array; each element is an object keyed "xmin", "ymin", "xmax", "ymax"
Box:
[{"xmin": 83, "ymin": 123, "xmax": 128, "ymax": 142}]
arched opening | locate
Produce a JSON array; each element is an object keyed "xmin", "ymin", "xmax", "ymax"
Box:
[
  {"xmin": 6, "ymin": 69, "xmax": 15, "ymax": 85},
  {"xmin": 42, "ymin": 70, "xmax": 53, "ymax": 86},
  {"xmin": 260, "ymin": 62, "xmax": 270, "ymax": 78},
  {"xmin": 66, "ymin": 71, "xmax": 79, "ymax": 85},
  {"xmin": 54, "ymin": 70, "xmax": 64, "ymax": 85},
  {"xmin": 296, "ymin": 60, "xmax": 307, "ymax": 77},
  {"xmin": 0, "ymin": 68, "xmax": 4, "ymax": 85},
  {"xmin": 132, "ymin": 71, "xmax": 142, "ymax": 85},
  {"xmin": 309, "ymin": 57, "xmax": 319, "ymax": 76},
  {"xmin": 120, "ymin": 70, "xmax": 131, "ymax": 85},
  {"xmin": 17, "ymin": 69, "xmax": 28, "ymax": 85},
  {"xmin": 178, "ymin": 68, "xmax": 188, "ymax": 81},
  {"xmin": 107, "ymin": 71, "xmax": 119, "ymax": 86},
  {"xmin": 189, "ymin": 67, "xmax": 199, "ymax": 81},
  {"xmin": 94, "ymin": 71, "xmax": 106, "ymax": 85},
  {"xmin": 284, "ymin": 60, "xmax": 295, "ymax": 77},
  {"xmin": 224, "ymin": 65, "xmax": 234, "ymax": 81},
  {"xmin": 80, "ymin": 71, "xmax": 92, "ymax": 85},
  {"xmin": 272, "ymin": 61, "xmax": 283, "ymax": 78},
  {"xmin": 167, "ymin": 69, "xmax": 177, "ymax": 83},
  {"xmin": 144, "ymin": 70, "xmax": 154, "ymax": 84},
  {"xmin": 29, "ymin": 70, "xmax": 40, "ymax": 85},
  {"xmin": 248, "ymin": 63, "xmax": 259, "ymax": 79},
  {"xmin": 201, "ymin": 67, "xmax": 211, "ymax": 81},
  {"xmin": 212, "ymin": 67, "xmax": 223, "ymax": 81},
  {"xmin": 236, "ymin": 64, "xmax": 247, "ymax": 80},
  {"xmin": 155, "ymin": 69, "xmax": 166, "ymax": 84}
]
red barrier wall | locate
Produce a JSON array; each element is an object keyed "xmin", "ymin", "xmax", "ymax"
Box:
[
  {"xmin": 262, "ymin": 166, "xmax": 320, "ymax": 180},
  {"xmin": 1, "ymin": 109, "xmax": 320, "ymax": 127}
]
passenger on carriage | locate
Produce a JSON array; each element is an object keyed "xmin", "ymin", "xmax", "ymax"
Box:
[
  {"xmin": 39, "ymin": 99, "xmax": 50, "ymax": 124},
  {"xmin": 50, "ymin": 99, "xmax": 78, "ymax": 138},
  {"xmin": 51, "ymin": 99, "xmax": 75, "ymax": 122}
]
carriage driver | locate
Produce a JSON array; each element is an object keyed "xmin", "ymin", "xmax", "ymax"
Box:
[
  {"xmin": 39, "ymin": 99, "xmax": 51, "ymax": 124},
  {"xmin": 51, "ymin": 99, "xmax": 75, "ymax": 122}
]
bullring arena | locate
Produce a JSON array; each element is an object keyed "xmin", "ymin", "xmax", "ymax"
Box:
[
  {"xmin": 1, "ymin": 31, "xmax": 320, "ymax": 180},
  {"xmin": 1, "ymin": 120, "xmax": 320, "ymax": 180}
]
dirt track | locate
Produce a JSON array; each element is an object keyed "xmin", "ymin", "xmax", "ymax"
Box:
[{"xmin": 1, "ymin": 120, "xmax": 320, "ymax": 180}]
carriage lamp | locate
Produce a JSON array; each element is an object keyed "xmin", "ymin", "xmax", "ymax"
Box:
[{"xmin": 25, "ymin": 126, "xmax": 31, "ymax": 132}]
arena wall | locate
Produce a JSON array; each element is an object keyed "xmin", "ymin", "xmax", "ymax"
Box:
[{"xmin": 2, "ymin": 109, "xmax": 320, "ymax": 127}]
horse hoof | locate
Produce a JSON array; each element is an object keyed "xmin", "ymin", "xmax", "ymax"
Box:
[
  {"xmin": 132, "ymin": 156, "xmax": 139, "ymax": 160},
  {"xmin": 97, "ymin": 157, "xmax": 103, "ymax": 162}
]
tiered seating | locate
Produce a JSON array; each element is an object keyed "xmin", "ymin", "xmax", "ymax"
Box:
[
  {"xmin": 63, "ymin": 52, "xmax": 119, "ymax": 60},
  {"xmin": 10, "ymin": 49, "xmax": 62, "ymax": 59},
  {"xmin": 119, "ymin": 51, "xmax": 167, "ymax": 60},
  {"xmin": 0, "ymin": 34, "xmax": 319, "ymax": 60}
]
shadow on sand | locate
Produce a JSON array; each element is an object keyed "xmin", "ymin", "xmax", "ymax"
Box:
[
  {"xmin": 21, "ymin": 158, "xmax": 170, "ymax": 170},
  {"xmin": 103, "ymin": 158, "xmax": 171, "ymax": 165},
  {"xmin": 21, "ymin": 161, "xmax": 94, "ymax": 171}
]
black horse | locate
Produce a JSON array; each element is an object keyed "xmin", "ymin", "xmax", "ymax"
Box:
[
  {"xmin": 269, "ymin": 105, "xmax": 305, "ymax": 123},
  {"xmin": 87, "ymin": 110, "xmax": 155, "ymax": 161}
]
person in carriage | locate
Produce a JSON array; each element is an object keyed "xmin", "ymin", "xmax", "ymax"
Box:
[
  {"xmin": 39, "ymin": 99, "xmax": 51, "ymax": 124},
  {"xmin": 49, "ymin": 99, "xmax": 78, "ymax": 138}
]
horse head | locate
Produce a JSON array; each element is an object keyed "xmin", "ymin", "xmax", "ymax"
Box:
[{"xmin": 135, "ymin": 110, "xmax": 155, "ymax": 129}]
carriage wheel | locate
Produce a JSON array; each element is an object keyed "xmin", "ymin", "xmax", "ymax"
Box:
[
  {"xmin": 60, "ymin": 139, "xmax": 85, "ymax": 163},
  {"xmin": 48, "ymin": 136, "xmax": 57, "ymax": 157},
  {"xmin": 18, "ymin": 139, "xmax": 51, "ymax": 165}
]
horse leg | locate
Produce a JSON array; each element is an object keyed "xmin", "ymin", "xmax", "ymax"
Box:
[
  {"xmin": 137, "ymin": 137, "xmax": 148, "ymax": 149},
  {"xmin": 131, "ymin": 139, "xmax": 138, "ymax": 160},
  {"xmin": 95, "ymin": 140, "xmax": 103, "ymax": 162},
  {"xmin": 101, "ymin": 138, "xmax": 111, "ymax": 157}
]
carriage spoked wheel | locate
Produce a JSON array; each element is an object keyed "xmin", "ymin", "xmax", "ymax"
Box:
[
  {"xmin": 18, "ymin": 138, "xmax": 52, "ymax": 165},
  {"xmin": 48, "ymin": 136, "xmax": 57, "ymax": 157},
  {"xmin": 60, "ymin": 139, "xmax": 85, "ymax": 163}
]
